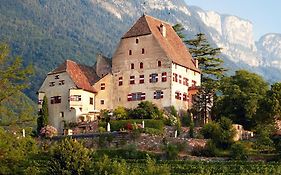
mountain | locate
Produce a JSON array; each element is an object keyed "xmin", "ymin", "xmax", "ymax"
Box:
[{"xmin": 0, "ymin": 0, "xmax": 280, "ymax": 101}]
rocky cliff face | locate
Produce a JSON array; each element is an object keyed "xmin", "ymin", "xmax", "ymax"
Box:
[{"xmin": 92, "ymin": 0, "xmax": 281, "ymax": 82}]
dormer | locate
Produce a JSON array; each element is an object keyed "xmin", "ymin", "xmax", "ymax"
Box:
[{"xmin": 160, "ymin": 23, "xmax": 166, "ymax": 37}]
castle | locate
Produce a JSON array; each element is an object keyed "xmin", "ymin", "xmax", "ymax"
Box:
[{"xmin": 38, "ymin": 15, "xmax": 201, "ymax": 132}]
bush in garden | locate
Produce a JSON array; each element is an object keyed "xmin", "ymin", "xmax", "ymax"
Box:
[
  {"xmin": 40, "ymin": 125, "xmax": 57, "ymax": 138},
  {"xmin": 230, "ymin": 142, "xmax": 249, "ymax": 160},
  {"xmin": 113, "ymin": 106, "xmax": 128, "ymax": 120}
]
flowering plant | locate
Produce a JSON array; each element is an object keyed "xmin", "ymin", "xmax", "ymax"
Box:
[{"xmin": 40, "ymin": 125, "xmax": 58, "ymax": 138}]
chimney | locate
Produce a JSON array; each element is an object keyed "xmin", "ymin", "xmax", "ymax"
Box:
[
  {"xmin": 195, "ymin": 59, "xmax": 199, "ymax": 68},
  {"xmin": 160, "ymin": 23, "xmax": 166, "ymax": 37}
]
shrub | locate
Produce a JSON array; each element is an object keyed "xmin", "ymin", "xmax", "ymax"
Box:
[
  {"xmin": 230, "ymin": 142, "xmax": 249, "ymax": 160},
  {"xmin": 162, "ymin": 143, "xmax": 179, "ymax": 160},
  {"xmin": 113, "ymin": 106, "xmax": 128, "ymax": 120},
  {"xmin": 191, "ymin": 140, "xmax": 219, "ymax": 157},
  {"xmin": 201, "ymin": 122, "xmax": 220, "ymax": 139},
  {"xmin": 40, "ymin": 125, "xmax": 57, "ymax": 138},
  {"xmin": 128, "ymin": 101, "xmax": 163, "ymax": 119}
]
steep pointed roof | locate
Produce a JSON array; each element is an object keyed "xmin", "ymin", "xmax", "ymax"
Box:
[
  {"xmin": 123, "ymin": 15, "xmax": 200, "ymax": 73},
  {"xmin": 49, "ymin": 60, "xmax": 97, "ymax": 93}
]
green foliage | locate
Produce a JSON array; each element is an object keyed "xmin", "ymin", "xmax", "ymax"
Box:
[
  {"xmin": 230, "ymin": 142, "xmax": 249, "ymax": 160},
  {"xmin": 46, "ymin": 138, "xmax": 92, "ymax": 175},
  {"xmin": 201, "ymin": 117, "xmax": 236, "ymax": 149},
  {"xmin": 114, "ymin": 106, "xmax": 129, "ymax": 120},
  {"xmin": 162, "ymin": 143, "xmax": 180, "ymax": 160},
  {"xmin": 265, "ymin": 82, "xmax": 281, "ymax": 118},
  {"xmin": 254, "ymin": 124, "xmax": 275, "ymax": 152},
  {"xmin": 128, "ymin": 101, "xmax": 163, "ymax": 119},
  {"xmin": 214, "ymin": 70, "xmax": 270, "ymax": 129},
  {"xmin": 189, "ymin": 121, "xmax": 195, "ymax": 138},
  {"xmin": 0, "ymin": 127, "xmax": 39, "ymax": 174},
  {"xmin": 0, "ymin": 43, "xmax": 34, "ymax": 104},
  {"xmin": 37, "ymin": 96, "xmax": 48, "ymax": 134}
]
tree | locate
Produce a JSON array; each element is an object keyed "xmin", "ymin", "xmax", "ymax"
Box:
[
  {"xmin": 0, "ymin": 44, "xmax": 33, "ymax": 105},
  {"xmin": 173, "ymin": 26, "xmax": 226, "ymax": 124},
  {"xmin": 37, "ymin": 96, "xmax": 48, "ymax": 134},
  {"xmin": 214, "ymin": 70, "xmax": 269, "ymax": 129},
  {"xmin": 46, "ymin": 139, "xmax": 92, "ymax": 175}
]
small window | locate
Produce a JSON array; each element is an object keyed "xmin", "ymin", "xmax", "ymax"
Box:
[
  {"xmin": 129, "ymin": 50, "xmax": 132, "ymax": 55},
  {"xmin": 192, "ymin": 80, "xmax": 197, "ymax": 87},
  {"xmin": 149, "ymin": 73, "xmax": 158, "ymax": 83},
  {"xmin": 183, "ymin": 78, "xmax": 189, "ymax": 86},
  {"xmin": 142, "ymin": 48, "xmax": 145, "ymax": 54},
  {"xmin": 49, "ymin": 82, "xmax": 55, "ymax": 87},
  {"xmin": 130, "ymin": 76, "xmax": 135, "ymax": 84},
  {"xmin": 131, "ymin": 63, "xmax": 134, "ymax": 69},
  {"xmin": 59, "ymin": 80, "xmax": 65, "ymax": 85},
  {"xmin": 139, "ymin": 75, "xmax": 144, "ymax": 84},
  {"xmin": 154, "ymin": 90, "xmax": 164, "ymax": 99},
  {"xmin": 60, "ymin": 112, "xmax": 64, "ymax": 118},
  {"xmin": 175, "ymin": 92, "xmax": 181, "ymax": 100},
  {"xmin": 173, "ymin": 73, "xmax": 178, "ymax": 82},
  {"xmin": 101, "ymin": 83, "xmax": 105, "ymax": 90},
  {"xmin": 119, "ymin": 77, "xmax": 123, "ymax": 86},
  {"xmin": 158, "ymin": 61, "xmax": 161, "ymax": 67},
  {"xmin": 69, "ymin": 95, "xmax": 81, "ymax": 101},
  {"xmin": 179, "ymin": 75, "xmax": 182, "ymax": 84},
  {"xmin": 136, "ymin": 38, "xmax": 139, "ymax": 44},
  {"xmin": 90, "ymin": 97, "xmax": 93, "ymax": 105},
  {"xmin": 162, "ymin": 72, "xmax": 167, "ymax": 82},
  {"xmin": 79, "ymin": 107, "xmax": 82, "ymax": 112},
  {"xmin": 140, "ymin": 62, "xmax": 143, "ymax": 69},
  {"xmin": 183, "ymin": 93, "xmax": 188, "ymax": 101},
  {"xmin": 55, "ymin": 75, "xmax": 60, "ymax": 79},
  {"xmin": 51, "ymin": 96, "xmax": 62, "ymax": 104},
  {"xmin": 100, "ymin": 100, "xmax": 105, "ymax": 105}
]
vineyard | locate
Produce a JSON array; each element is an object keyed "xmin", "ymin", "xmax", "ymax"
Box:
[{"xmin": 126, "ymin": 159, "xmax": 281, "ymax": 174}]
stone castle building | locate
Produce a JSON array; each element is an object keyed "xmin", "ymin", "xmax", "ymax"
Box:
[{"xmin": 38, "ymin": 15, "xmax": 201, "ymax": 132}]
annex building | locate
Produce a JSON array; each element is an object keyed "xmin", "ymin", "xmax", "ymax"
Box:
[{"xmin": 38, "ymin": 15, "xmax": 201, "ymax": 132}]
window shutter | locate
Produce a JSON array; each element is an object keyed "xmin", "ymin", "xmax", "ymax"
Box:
[
  {"xmin": 154, "ymin": 92, "xmax": 156, "ymax": 99},
  {"xmin": 141, "ymin": 93, "xmax": 146, "ymax": 100},
  {"xmin": 161, "ymin": 91, "xmax": 164, "ymax": 98},
  {"xmin": 127, "ymin": 94, "xmax": 132, "ymax": 101}
]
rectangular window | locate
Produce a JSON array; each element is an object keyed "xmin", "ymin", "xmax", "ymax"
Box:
[
  {"xmin": 183, "ymin": 78, "xmax": 189, "ymax": 86},
  {"xmin": 175, "ymin": 92, "xmax": 181, "ymax": 100},
  {"xmin": 55, "ymin": 75, "xmax": 60, "ymax": 79},
  {"xmin": 149, "ymin": 73, "xmax": 158, "ymax": 83},
  {"xmin": 60, "ymin": 112, "xmax": 64, "ymax": 118},
  {"xmin": 131, "ymin": 63, "xmax": 134, "ymax": 69},
  {"xmin": 129, "ymin": 50, "xmax": 132, "ymax": 55},
  {"xmin": 119, "ymin": 77, "xmax": 123, "ymax": 86},
  {"xmin": 128, "ymin": 92, "xmax": 145, "ymax": 101},
  {"xmin": 59, "ymin": 80, "xmax": 65, "ymax": 85},
  {"xmin": 100, "ymin": 100, "xmax": 104, "ymax": 105},
  {"xmin": 51, "ymin": 96, "xmax": 61, "ymax": 104},
  {"xmin": 154, "ymin": 90, "xmax": 164, "ymax": 99},
  {"xmin": 101, "ymin": 83, "xmax": 105, "ymax": 90},
  {"xmin": 130, "ymin": 76, "xmax": 135, "ymax": 84},
  {"xmin": 173, "ymin": 73, "xmax": 178, "ymax": 82},
  {"xmin": 192, "ymin": 80, "xmax": 197, "ymax": 87},
  {"xmin": 38, "ymin": 99, "xmax": 43, "ymax": 105},
  {"xmin": 142, "ymin": 48, "xmax": 145, "ymax": 54},
  {"xmin": 90, "ymin": 97, "xmax": 94, "ymax": 105},
  {"xmin": 183, "ymin": 93, "xmax": 188, "ymax": 101},
  {"xmin": 162, "ymin": 72, "xmax": 167, "ymax": 82},
  {"xmin": 179, "ymin": 75, "xmax": 182, "ymax": 84},
  {"xmin": 49, "ymin": 82, "xmax": 55, "ymax": 87},
  {"xmin": 69, "ymin": 95, "xmax": 81, "ymax": 101},
  {"xmin": 139, "ymin": 75, "xmax": 144, "ymax": 84}
]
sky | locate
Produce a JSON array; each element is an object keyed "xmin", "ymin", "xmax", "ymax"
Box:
[{"xmin": 184, "ymin": 0, "xmax": 281, "ymax": 40}]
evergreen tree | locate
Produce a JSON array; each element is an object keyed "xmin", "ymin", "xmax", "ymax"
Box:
[
  {"xmin": 0, "ymin": 44, "xmax": 33, "ymax": 105},
  {"xmin": 37, "ymin": 96, "xmax": 48, "ymax": 134},
  {"xmin": 173, "ymin": 25, "xmax": 226, "ymax": 124}
]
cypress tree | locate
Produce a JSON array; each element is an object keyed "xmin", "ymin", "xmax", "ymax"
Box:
[{"xmin": 37, "ymin": 96, "xmax": 48, "ymax": 134}]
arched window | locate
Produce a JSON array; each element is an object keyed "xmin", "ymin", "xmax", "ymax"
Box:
[
  {"xmin": 131, "ymin": 63, "xmax": 134, "ymax": 69},
  {"xmin": 158, "ymin": 61, "xmax": 162, "ymax": 67},
  {"xmin": 140, "ymin": 62, "xmax": 143, "ymax": 69}
]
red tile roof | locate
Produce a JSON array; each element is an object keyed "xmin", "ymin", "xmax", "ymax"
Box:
[
  {"xmin": 49, "ymin": 60, "xmax": 97, "ymax": 93},
  {"xmin": 123, "ymin": 15, "xmax": 200, "ymax": 73}
]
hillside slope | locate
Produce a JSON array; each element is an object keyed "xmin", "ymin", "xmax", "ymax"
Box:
[{"xmin": 0, "ymin": 0, "xmax": 280, "ymax": 100}]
